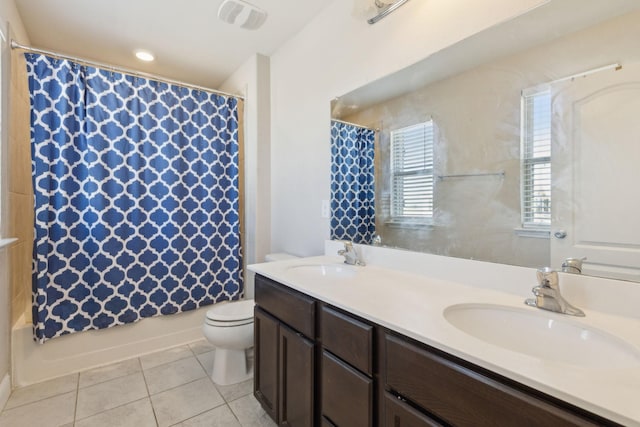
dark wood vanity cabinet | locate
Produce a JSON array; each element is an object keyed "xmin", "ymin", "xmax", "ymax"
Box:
[
  {"xmin": 382, "ymin": 333, "xmax": 615, "ymax": 427},
  {"xmin": 254, "ymin": 274, "xmax": 618, "ymax": 427},
  {"xmin": 254, "ymin": 274, "xmax": 316, "ymax": 427}
]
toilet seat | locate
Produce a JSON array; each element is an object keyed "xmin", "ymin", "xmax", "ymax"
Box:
[{"xmin": 205, "ymin": 299, "xmax": 254, "ymax": 327}]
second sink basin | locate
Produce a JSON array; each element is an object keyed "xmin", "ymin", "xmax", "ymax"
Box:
[
  {"xmin": 444, "ymin": 303, "xmax": 640, "ymax": 368},
  {"xmin": 285, "ymin": 263, "xmax": 359, "ymax": 279}
]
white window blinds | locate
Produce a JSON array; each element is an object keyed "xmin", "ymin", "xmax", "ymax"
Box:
[
  {"xmin": 521, "ymin": 88, "xmax": 551, "ymax": 228},
  {"xmin": 390, "ymin": 121, "xmax": 434, "ymax": 220}
]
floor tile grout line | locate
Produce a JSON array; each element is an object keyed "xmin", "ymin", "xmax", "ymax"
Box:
[
  {"xmin": 78, "ymin": 365, "xmax": 142, "ymax": 391},
  {"xmin": 147, "ymin": 375, "xmax": 212, "ymax": 399},
  {"xmin": 143, "ymin": 353, "xmax": 206, "ymax": 376},
  {"xmin": 139, "ymin": 346, "xmax": 197, "ymax": 371},
  {"xmin": 73, "ymin": 372, "xmax": 80, "ymax": 424},
  {"xmin": 1, "ymin": 374, "xmax": 79, "ymax": 413},
  {"xmin": 165, "ymin": 400, "xmax": 230, "ymax": 427},
  {"xmin": 73, "ymin": 396, "xmax": 152, "ymax": 424},
  {"xmin": 76, "ymin": 369, "xmax": 147, "ymax": 398},
  {"xmin": 74, "ymin": 369, "xmax": 149, "ymax": 423},
  {"xmin": 228, "ymin": 402, "xmax": 244, "ymax": 426},
  {"xmin": 138, "ymin": 357, "xmax": 160, "ymax": 427},
  {"xmin": 223, "ymin": 387, "xmax": 255, "ymax": 405},
  {"xmin": 194, "ymin": 351, "xmax": 214, "ymax": 378}
]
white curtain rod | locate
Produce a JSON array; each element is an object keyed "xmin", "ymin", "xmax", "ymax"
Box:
[
  {"xmin": 332, "ymin": 118, "xmax": 378, "ymax": 131},
  {"xmin": 550, "ymin": 63, "xmax": 622, "ymax": 85},
  {"xmin": 11, "ymin": 40, "xmax": 244, "ymax": 101}
]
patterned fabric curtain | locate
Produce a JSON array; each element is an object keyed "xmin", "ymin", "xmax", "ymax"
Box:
[
  {"xmin": 27, "ymin": 54, "xmax": 242, "ymax": 343},
  {"xmin": 330, "ymin": 120, "xmax": 376, "ymax": 244}
]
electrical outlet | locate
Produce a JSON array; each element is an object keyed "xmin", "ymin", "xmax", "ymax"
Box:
[{"xmin": 321, "ymin": 200, "xmax": 330, "ymax": 218}]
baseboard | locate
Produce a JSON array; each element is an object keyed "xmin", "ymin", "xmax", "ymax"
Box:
[
  {"xmin": 0, "ymin": 373, "xmax": 11, "ymax": 411},
  {"xmin": 12, "ymin": 306, "xmax": 208, "ymax": 387}
]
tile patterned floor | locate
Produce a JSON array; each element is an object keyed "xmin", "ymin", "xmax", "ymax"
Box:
[{"xmin": 0, "ymin": 340, "xmax": 277, "ymax": 427}]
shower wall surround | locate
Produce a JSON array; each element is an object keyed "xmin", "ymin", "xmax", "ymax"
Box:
[
  {"xmin": 27, "ymin": 54, "xmax": 242, "ymax": 342},
  {"xmin": 8, "ymin": 41, "xmax": 32, "ymax": 327}
]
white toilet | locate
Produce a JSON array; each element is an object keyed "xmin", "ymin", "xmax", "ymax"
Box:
[{"xmin": 202, "ymin": 253, "xmax": 298, "ymax": 385}]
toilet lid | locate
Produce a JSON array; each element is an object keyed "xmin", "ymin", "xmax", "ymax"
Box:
[{"xmin": 206, "ymin": 299, "xmax": 254, "ymax": 322}]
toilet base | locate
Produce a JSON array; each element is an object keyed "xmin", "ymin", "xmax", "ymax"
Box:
[{"xmin": 211, "ymin": 348, "xmax": 253, "ymax": 386}]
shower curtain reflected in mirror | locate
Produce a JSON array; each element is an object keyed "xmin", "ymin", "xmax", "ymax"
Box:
[
  {"xmin": 330, "ymin": 120, "xmax": 375, "ymax": 244},
  {"xmin": 27, "ymin": 53, "xmax": 242, "ymax": 343}
]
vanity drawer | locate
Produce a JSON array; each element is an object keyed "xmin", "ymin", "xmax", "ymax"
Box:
[
  {"xmin": 384, "ymin": 392, "xmax": 443, "ymax": 427},
  {"xmin": 384, "ymin": 334, "xmax": 600, "ymax": 427},
  {"xmin": 255, "ymin": 274, "xmax": 315, "ymax": 338},
  {"xmin": 320, "ymin": 304, "xmax": 373, "ymax": 375},
  {"xmin": 322, "ymin": 350, "xmax": 373, "ymax": 427}
]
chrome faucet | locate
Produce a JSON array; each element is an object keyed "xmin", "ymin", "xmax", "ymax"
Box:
[
  {"xmin": 525, "ymin": 267, "xmax": 585, "ymax": 317},
  {"xmin": 338, "ymin": 241, "xmax": 366, "ymax": 266},
  {"xmin": 561, "ymin": 257, "xmax": 586, "ymax": 274}
]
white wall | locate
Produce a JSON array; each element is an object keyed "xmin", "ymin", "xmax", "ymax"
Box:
[
  {"xmin": 220, "ymin": 54, "xmax": 271, "ymax": 296},
  {"xmin": 0, "ymin": 0, "xmax": 27, "ymax": 42},
  {"xmin": 269, "ymin": 0, "xmax": 548, "ymax": 256}
]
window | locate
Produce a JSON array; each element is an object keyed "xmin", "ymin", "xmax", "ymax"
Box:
[
  {"xmin": 390, "ymin": 121, "xmax": 434, "ymax": 222},
  {"xmin": 521, "ymin": 87, "xmax": 551, "ymax": 228}
]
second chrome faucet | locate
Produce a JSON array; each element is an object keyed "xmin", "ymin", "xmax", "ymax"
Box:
[
  {"xmin": 525, "ymin": 267, "xmax": 585, "ymax": 317},
  {"xmin": 338, "ymin": 241, "xmax": 366, "ymax": 266}
]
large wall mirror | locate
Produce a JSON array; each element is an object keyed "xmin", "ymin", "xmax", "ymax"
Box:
[{"xmin": 330, "ymin": 0, "xmax": 640, "ymax": 282}]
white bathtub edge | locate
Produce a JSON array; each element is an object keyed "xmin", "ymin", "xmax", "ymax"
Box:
[{"xmin": 12, "ymin": 306, "xmax": 209, "ymax": 387}]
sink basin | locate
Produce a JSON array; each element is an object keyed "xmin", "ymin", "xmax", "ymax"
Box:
[
  {"xmin": 285, "ymin": 264, "xmax": 359, "ymax": 279},
  {"xmin": 444, "ymin": 304, "xmax": 640, "ymax": 368}
]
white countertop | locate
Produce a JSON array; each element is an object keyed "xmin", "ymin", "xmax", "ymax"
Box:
[{"xmin": 248, "ymin": 254, "xmax": 640, "ymax": 426}]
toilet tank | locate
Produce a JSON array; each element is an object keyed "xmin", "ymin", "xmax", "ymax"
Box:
[{"xmin": 264, "ymin": 253, "xmax": 299, "ymax": 262}]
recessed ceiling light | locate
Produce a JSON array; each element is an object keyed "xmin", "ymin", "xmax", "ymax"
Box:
[{"xmin": 134, "ymin": 50, "xmax": 155, "ymax": 62}]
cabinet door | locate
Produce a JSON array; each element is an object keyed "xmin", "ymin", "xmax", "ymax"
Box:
[
  {"xmin": 384, "ymin": 393, "xmax": 443, "ymax": 427},
  {"xmin": 322, "ymin": 351, "xmax": 373, "ymax": 427},
  {"xmin": 254, "ymin": 307, "xmax": 279, "ymax": 422},
  {"xmin": 280, "ymin": 324, "xmax": 315, "ymax": 427}
]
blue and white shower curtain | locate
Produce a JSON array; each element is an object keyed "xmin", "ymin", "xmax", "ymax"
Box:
[
  {"xmin": 27, "ymin": 54, "xmax": 242, "ymax": 342},
  {"xmin": 330, "ymin": 120, "xmax": 375, "ymax": 244}
]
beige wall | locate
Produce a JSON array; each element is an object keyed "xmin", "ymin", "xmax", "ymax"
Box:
[
  {"xmin": 8, "ymin": 44, "xmax": 30, "ymax": 326},
  {"xmin": 0, "ymin": 0, "xmax": 30, "ymax": 397}
]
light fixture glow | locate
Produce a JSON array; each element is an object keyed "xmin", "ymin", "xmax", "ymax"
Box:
[{"xmin": 134, "ymin": 50, "xmax": 155, "ymax": 62}]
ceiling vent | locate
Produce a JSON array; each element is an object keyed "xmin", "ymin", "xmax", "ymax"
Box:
[{"xmin": 218, "ymin": 0, "xmax": 267, "ymax": 30}]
